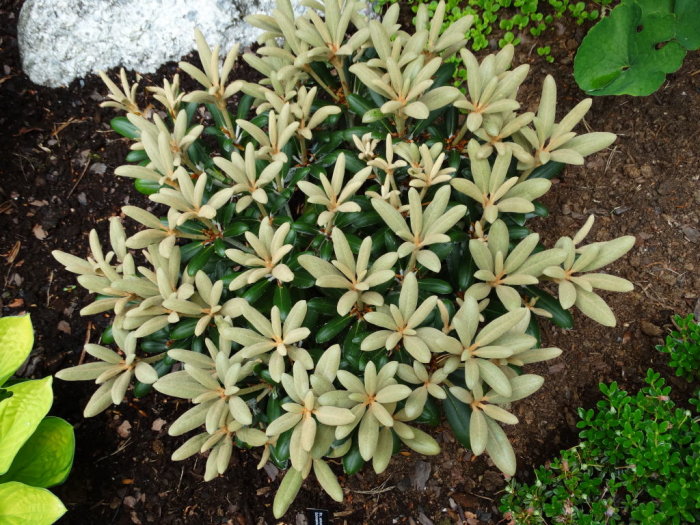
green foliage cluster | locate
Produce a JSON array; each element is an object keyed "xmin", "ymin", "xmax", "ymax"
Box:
[
  {"xmin": 0, "ymin": 316, "xmax": 75, "ymax": 525},
  {"xmin": 500, "ymin": 324, "xmax": 700, "ymax": 525},
  {"xmin": 374, "ymin": 0, "xmax": 614, "ymax": 64},
  {"xmin": 657, "ymin": 313, "xmax": 700, "ymax": 387},
  {"xmin": 574, "ymin": 0, "xmax": 700, "ymax": 95},
  {"xmin": 52, "ymin": 0, "xmax": 632, "ymax": 517}
]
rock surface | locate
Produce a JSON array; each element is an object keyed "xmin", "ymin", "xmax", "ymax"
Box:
[{"xmin": 17, "ymin": 0, "xmax": 293, "ymax": 87}]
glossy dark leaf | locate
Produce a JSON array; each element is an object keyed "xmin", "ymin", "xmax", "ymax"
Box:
[
  {"xmin": 315, "ymin": 315, "xmax": 353, "ymax": 344},
  {"xmin": 443, "ymin": 389, "xmax": 472, "ymax": 450},
  {"xmin": 523, "ymin": 286, "xmax": 574, "ymax": 329}
]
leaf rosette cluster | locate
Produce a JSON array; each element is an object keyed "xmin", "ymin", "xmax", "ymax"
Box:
[{"xmin": 52, "ymin": 0, "xmax": 634, "ymax": 517}]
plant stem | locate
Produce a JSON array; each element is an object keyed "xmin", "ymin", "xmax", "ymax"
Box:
[
  {"xmin": 453, "ymin": 117, "xmax": 470, "ymax": 144},
  {"xmin": 332, "ymin": 57, "xmax": 351, "ymax": 102},
  {"xmin": 303, "ymin": 65, "xmax": 338, "ymax": 101},
  {"xmin": 219, "ymin": 101, "xmax": 236, "ymax": 138},
  {"xmin": 299, "ymin": 136, "xmax": 308, "ymax": 165},
  {"xmin": 237, "ymin": 383, "xmax": 270, "ymax": 396},
  {"xmin": 407, "ymin": 251, "xmax": 417, "ymax": 273}
]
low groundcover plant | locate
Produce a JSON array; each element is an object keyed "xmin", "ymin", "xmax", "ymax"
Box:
[
  {"xmin": 500, "ymin": 369, "xmax": 700, "ymax": 524},
  {"xmin": 52, "ymin": 0, "xmax": 634, "ymax": 516}
]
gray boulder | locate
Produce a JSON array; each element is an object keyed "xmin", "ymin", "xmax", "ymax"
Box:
[{"xmin": 17, "ymin": 0, "xmax": 289, "ymax": 87}]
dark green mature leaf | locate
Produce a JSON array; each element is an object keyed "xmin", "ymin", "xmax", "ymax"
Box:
[
  {"xmin": 186, "ymin": 245, "xmax": 215, "ymax": 276},
  {"xmin": 270, "ymin": 430, "xmax": 292, "ymax": 469},
  {"xmin": 125, "ymin": 149, "xmax": 149, "ymax": 163},
  {"xmin": 236, "ymin": 94, "xmax": 255, "ymax": 120},
  {"xmin": 110, "ymin": 117, "xmax": 139, "ymax": 139},
  {"xmin": 316, "ymin": 315, "xmax": 353, "ymax": 344},
  {"xmin": 419, "ymin": 278, "xmax": 453, "ymax": 295},
  {"xmin": 170, "ymin": 318, "xmax": 199, "ymax": 340},
  {"xmin": 456, "ymin": 249, "xmax": 476, "ymax": 291},
  {"xmin": 415, "ymin": 397, "xmax": 440, "ymax": 427},
  {"xmin": 674, "ymin": 0, "xmax": 700, "ymax": 50},
  {"xmin": 342, "ymin": 438, "xmax": 365, "ymax": 475},
  {"xmin": 342, "ymin": 322, "xmax": 367, "ymax": 373},
  {"xmin": 346, "ymin": 93, "xmax": 378, "ymax": 118},
  {"xmin": 443, "ymin": 389, "xmax": 471, "ymax": 450},
  {"xmin": 134, "ymin": 179, "xmax": 162, "ymax": 195},
  {"xmin": 523, "ymin": 286, "xmax": 574, "ymax": 329},
  {"xmin": 240, "ymin": 279, "xmax": 272, "ymax": 305},
  {"xmin": 574, "ymin": 2, "xmax": 686, "ymax": 95},
  {"xmin": 526, "ymin": 316, "xmax": 542, "ymax": 348},
  {"xmin": 273, "ymin": 285, "xmax": 292, "ymax": 321},
  {"xmin": 528, "ymin": 161, "xmax": 564, "ymax": 180}
]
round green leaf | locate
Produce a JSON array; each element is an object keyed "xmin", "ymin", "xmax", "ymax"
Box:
[
  {"xmin": 0, "ymin": 481, "xmax": 66, "ymax": 524},
  {"xmin": 674, "ymin": 0, "xmax": 700, "ymax": 50},
  {"xmin": 574, "ymin": 3, "xmax": 686, "ymax": 96},
  {"xmin": 0, "ymin": 417, "xmax": 75, "ymax": 488},
  {"xmin": 0, "ymin": 316, "xmax": 34, "ymax": 387},
  {"xmin": 0, "ymin": 378, "xmax": 53, "ymax": 475}
]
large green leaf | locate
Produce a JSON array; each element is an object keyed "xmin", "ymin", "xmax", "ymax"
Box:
[
  {"xmin": 0, "ymin": 316, "xmax": 34, "ymax": 387},
  {"xmin": 0, "ymin": 481, "xmax": 66, "ymax": 524},
  {"xmin": 574, "ymin": 2, "xmax": 686, "ymax": 96},
  {"xmin": 674, "ymin": 0, "xmax": 700, "ymax": 50},
  {"xmin": 0, "ymin": 417, "xmax": 75, "ymax": 488},
  {"xmin": 443, "ymin": 389, "xmax": 471, "ymax": 449},
  {"xmin": 0, "ymin": 378, "xmax": 53, "ymax": 475}
]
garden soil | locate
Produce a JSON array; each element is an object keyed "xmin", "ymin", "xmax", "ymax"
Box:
[{"xmin": 1, "ymin": 1, "xmax": 698, "ymax": 523}]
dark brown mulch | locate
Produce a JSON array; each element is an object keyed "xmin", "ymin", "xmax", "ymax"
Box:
[{"xmin": 1, "ymin": 1, "xmax": 698, "ymax": 523}]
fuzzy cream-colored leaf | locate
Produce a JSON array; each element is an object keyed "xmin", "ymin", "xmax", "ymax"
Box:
[
  {"xmin": 273, "ymin": 468, "xmax": 303, "ymax": 519},
  {"xmin": 372, "ymin": 427, "xmax": 394, "ymax": 474},
  {"xmin": 313, "ymin": 459, "xmax": 343, "ymax": 502},
  {"xmin": 358, "ymin": 413, "xmax": 379, "ymax": 461},
  {"xmin": 477, "ymin": 360, "xmax": 512, "ymax": 397},
  {"xmin": 575, "ymin": 288, "xmax": 616, "ymax": 327},
  {"xmin": 400, "ymin": 426, "xmax": 440, "ymax": 455},
  {"xmin": 470, "ymin": 408, "xmax": 488, "ymax": 455},
  {"xmin": 484, "ymin": 417, "xmax": 516, "ymax": 476}
]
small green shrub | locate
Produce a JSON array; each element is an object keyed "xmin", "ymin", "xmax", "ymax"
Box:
[
  {"xmin": 657, "ymin": 313, "xmax": 700, "ymax": 386},
  {"xmin": 0, "ymin": 316, "xmax": 75, "ymax": 525},
  {"xmin": 500, "ymin": 369, "xmax": 700, "ymax": 524},
  {"xmin": 373, "ymin": 0, "xmax": 614, "ymax": 53},
  {"xmin": 574, "ymin": 0, "xmax": 700, "ymax": 96},
  {"xmin": 53, "ymin": 0, "xmax": 632, "ymax": 517}
]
